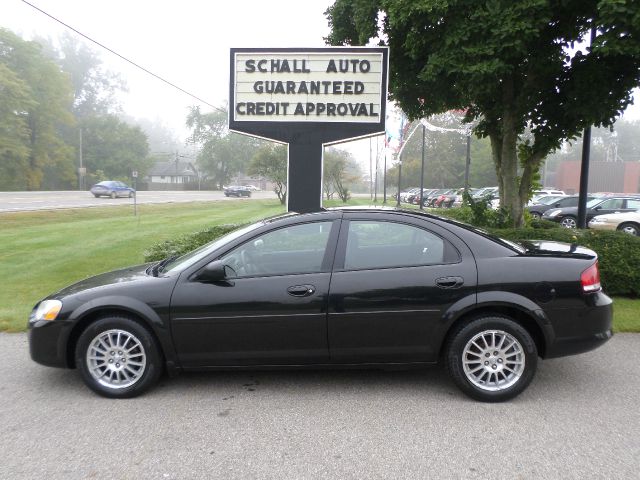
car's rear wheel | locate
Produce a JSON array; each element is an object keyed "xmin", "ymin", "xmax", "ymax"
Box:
[
  {"xmin": 110, "ymin": 192, "xmax": 117, "ymax": 199},
  {"xmin": 560, "ymin": 216, "xmax": 577, "ymax": 228},
  {"xmin": 93, "ymin": 194, "xmax": 100, "ymax": 198},
  {"xmin": 75, "ymin": 316, "xmax": 162, "ymax": 398},
  {"xmin": 617, "ymin": 222, "xmax": 639, "ymax": 236},
  {"xmin": 530, "ymin": 212, "xmax": 541, "ymax": 220},
  {"xmin": 445, "ymin": 316, "xmax": 538, "ymax": 402}
]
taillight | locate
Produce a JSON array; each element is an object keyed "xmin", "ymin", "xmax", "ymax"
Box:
[{"xmin": 581, "ymin": 262, "xmax": 601, "ymax": 293}]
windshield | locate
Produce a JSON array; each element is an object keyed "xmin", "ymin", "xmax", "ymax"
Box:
[
  {"xmin": 587, "ymin": 198, "xmax": 604, "ymax": 208},
  {"xmin": 161, "ymin": 223, "xmax": 263, "ymax": 274}
]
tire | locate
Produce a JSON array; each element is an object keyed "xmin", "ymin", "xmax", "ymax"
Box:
[
  {"xmin": 93, "ymin": 194, "xmax": 100, "ymax": 198},
  {"xmin": 560, "ymin": 216, "xmax": 577, "ymax": 228},
  {"xmin": 75, "ymin": 316, "xmax": 162, "ymax": 398},
  {"xmin": 128, "ymin": 191, "xmax": 134, "ymax": 198},
  {"xmin": 617, "ymin": 222, "xmax": 639, "ymax": 236},
  {"xmin": 110, "ymin": 191, "xmax": 117, "ymax": 199},
  {"xmin": 530, "ymin": 212, "xmax": 541, "ymax": 220},
  {"xmin": 445, "ymin": 316, "xmax": 538, "ymax": 402}
]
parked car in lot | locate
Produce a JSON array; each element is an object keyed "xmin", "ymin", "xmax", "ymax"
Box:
[
  {"xmin": 589, "ymin": 210, "xmax": 640, "ymax": 235},
  {"xmin": 223, "ymin": 186, "xmax": 252, "ymax": 197},
  {"xmin": 543, "ymin": 196, "xmax": 640, "ymax": 228},
  {"xmin": 526, "ymin": 195, "xmax": 596, "ymax": 220},
  {"xmin": 90, "ymin": 181, "xmax": 135, "ymax": 199},
  {"xmin": 423, "ymin": 188, "xmax": 450, "ymax": 207},
  {"xmin": 29, "ymin": 208, "xmax": 612, "ymax": 402},
  {"xmin": 243, "ymin": 185, "xmax": 261, "ymax": 191}
]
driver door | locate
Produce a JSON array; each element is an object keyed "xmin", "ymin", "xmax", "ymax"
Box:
[{"xmin": 170, "ymin": 220, "xmax": 339, "ymax": 367}]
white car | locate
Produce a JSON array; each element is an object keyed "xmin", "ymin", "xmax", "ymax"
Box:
[
  {"xmin": 243, "ymin": 185, "xmax": 261, "ymax": 191},
  {"xmin": 588, "ymin": 210, "xmax": 640, "ymax": 236}
]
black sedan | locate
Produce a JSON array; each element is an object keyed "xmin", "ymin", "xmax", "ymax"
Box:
[
  {"xmin": 223, "ymin": 186, "xmax": 252, "ymax": 197},
  {"xmin": 527, "ymin": 195, "xmax": 595, "ymax": 220},
  {"xmin": 542, "ymin": 196, "xmax": 640, "ymax": 228},
  {"xmin": 29, "ymin": 208, "xmax": 612, "ymax": 402}
]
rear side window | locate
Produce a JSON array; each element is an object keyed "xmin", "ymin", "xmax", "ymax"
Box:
[
  {"xmin": 626, "ymin": 199, "xmax": 640, "ymax": 209},
  {"xmin": 344, "ymin": 221, "xmax": 460, "ymax": 270}
]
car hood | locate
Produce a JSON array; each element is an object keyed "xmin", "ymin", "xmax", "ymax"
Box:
[
  {"xmin": 52, "ymin": 264, "xmax": 153, "ymax": 298},
  {"xmin": 519, "ymin": 240, "xmax": 596, "ymax": 260}
]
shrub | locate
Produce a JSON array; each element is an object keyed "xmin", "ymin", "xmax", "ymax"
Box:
[
  {"xmin": 490, "ymin": 227, "xmax": 640, "ymax": 297},
  {"xmin": 143, "ymin": 224, "xmax": 245, "ymax": 262}
]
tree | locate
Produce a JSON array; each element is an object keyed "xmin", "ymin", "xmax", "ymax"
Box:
[
  {"xmin": 187, "ymin": 106, "xmax": 264, "ymax": 188},
  {"xmin": 38, "ymin": 32, "xmax": 125, "ymax": 119},
  {"xmin": 326, "ymin": 0, "xmax": 640, "ymax": 225},
  {"xmin": 324, "ymin": 148, "xmax": 360, "ymax": 202},
  {"xmin": 81, "ymin": 115, "xmax": 151, "ymax": 179},
  {"xmin": 0, "ymin": 62, "xmax": 33, "ymax": 190},
  {"xmin": 0, "ymin": 28, "xmax": 75, "ymax": 190},
  {"xmin": 248, "ymin": 144, "xmax": 288, "ymax": 204}
]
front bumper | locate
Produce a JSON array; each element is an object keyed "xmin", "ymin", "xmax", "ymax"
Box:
[
  {"xmin": 587, "ymin": 221, "xmax": 617, "ymax": 231},
  {"xmin": 28, "ymin": 319, "xmax": 72, "ymax": 368}
]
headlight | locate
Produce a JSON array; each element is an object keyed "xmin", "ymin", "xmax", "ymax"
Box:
[
  {"xmin": 32, "ymin": 300, "xmax": 62, "ymax": 322},
  {"xmin": 589, "ymin": 217, "xmax": 605, "ymax": 224},
  {"xmin": 546, "ymin": 209, "xmax": 562, "ymax": 217}
]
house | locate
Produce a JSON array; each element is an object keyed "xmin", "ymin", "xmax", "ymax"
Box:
[{"xmin": 148, "ymin": 160, "xmax": 198, "ymax": 185}]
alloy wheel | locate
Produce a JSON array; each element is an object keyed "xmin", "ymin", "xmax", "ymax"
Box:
[
  {"xmin": 86, "ymin": 329, "xmax": 147, "ymax": 389},
  {"xmin": 461, "ymin": 329, "xmax": 525, "ymax": 392}
]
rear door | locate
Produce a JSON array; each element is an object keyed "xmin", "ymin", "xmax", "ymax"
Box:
[{"xmin": 327, "ymin": 212, "xmax": 477, "ymax": 364}]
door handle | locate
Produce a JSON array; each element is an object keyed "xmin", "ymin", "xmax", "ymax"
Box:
[
  {"xmin": 435, "ymin": 276, "xmax": 464, "ymax": 289},
  {"xmin": 287, "ymin": 284, "xmax": 316, "ymax": 297}
]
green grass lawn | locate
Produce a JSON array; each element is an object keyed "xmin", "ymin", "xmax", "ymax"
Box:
[
  {"xmin": 1, "ymin": 198, "xmax": 638, "ymax": 333},
  {"xmin": 0, "ymin": 200, "xmax": 285, "ymax": 332}
]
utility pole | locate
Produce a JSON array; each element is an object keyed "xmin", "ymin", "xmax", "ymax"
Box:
[
  {"xmin": 369, "ymin": 137, "xmax": 373, "ymax": 201},
  {"xmin": 464, "ymin": 135, "xmax": 471, "ymax": 192},
  {"xmin": 419, "ymin": 124, "xmax": 426, "ymax": 210},
  {"xmin": 396, "ymin": 153, "xmax": 402, "ymax": 207},
  {"xmin": 374, "ymin": 136, "xmax": 379, "ymax": 202},
  {"xmin": 78, "ymin": 128, "xmax": 83, "ymax": 190},
  {"xmin": 383, "ymin": 150, "xmax": 387, "ymax": 204},
  {"xmin": 577, "ymin": 26, "xmax": 597, "ymax": 229}
]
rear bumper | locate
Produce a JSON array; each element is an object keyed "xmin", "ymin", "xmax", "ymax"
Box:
[{"xmin": 544, "ymin": 292, "xmax": 614, "ymax": 358}]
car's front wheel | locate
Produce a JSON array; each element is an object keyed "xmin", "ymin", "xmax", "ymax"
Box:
[
  {"xmin": 618, "ymin": 222, "xmax": 639, "ymax": 236},
  {"xmin": 560, "ymin": 215, "xmax": 577, "ymax": 228},
  {"xmin": 445, "ymin": 316, "xmax": 538, "ymax": 402},
  {"xmin": 75, "ymin": 316, "xmax": 162, "ymax": 398}
]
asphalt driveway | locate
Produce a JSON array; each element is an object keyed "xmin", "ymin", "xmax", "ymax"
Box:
[{"xmin": 0, "ymin": 332, "xmax": 638, "ymax": 479}]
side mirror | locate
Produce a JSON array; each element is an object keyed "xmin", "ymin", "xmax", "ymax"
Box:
[
  {"xmin": 593, "ymin": 206, "xmax": 600, "ymax": 211},
  {"xmin": 196, "ymin": 260, "xmax": 233, "ymax": 282}
]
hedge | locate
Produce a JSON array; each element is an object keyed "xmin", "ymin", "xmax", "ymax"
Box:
[
  {"xmin": 144, "ymin": 224, "xmax": 245, "ymax": 262},
  {"xmin": 144, "ymin": 218, "xmax": 640, "ymax": 297},
  {"xmin": 489, "ymin": 227, "xmax": 640, "ymax": 297}
]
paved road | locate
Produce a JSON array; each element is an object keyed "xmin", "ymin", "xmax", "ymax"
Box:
[
  {"xmin": 0, "ymin": 190, "xmax": 277, "ymax": 212},
  {"xmin": 0, "ymin": 333, "xmax": 638, "ymax": 479}
]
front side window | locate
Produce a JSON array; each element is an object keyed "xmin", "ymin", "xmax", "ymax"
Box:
[
  {"xmin": 344, "ymin": 221, "xmax": 459, "ymax": 270},
  {"xmin": 219, "ymin": 222, "xmax": 333, "ymax": 277}
]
